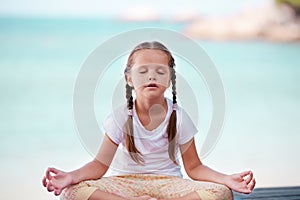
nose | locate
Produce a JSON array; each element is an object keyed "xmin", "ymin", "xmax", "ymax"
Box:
[
  {"xmin": 149, "ymin": 77, "xmax": 156, "ymax": 81},
  {"xmin": 148, "ymin": 70, "xmax": 156, "ymax": 81}
]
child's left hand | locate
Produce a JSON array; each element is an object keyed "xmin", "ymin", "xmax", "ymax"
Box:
[{"xmin": 225, "ymin": 170, "xmax": 256, "ymax": 194}]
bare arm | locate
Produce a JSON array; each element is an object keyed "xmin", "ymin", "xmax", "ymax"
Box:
[
  {"xmin": 180, "ymin": 138, "xmax": 256, "ymax": 194},
  {"xmin": 43, "ymin": 134, "xmax": 118, "ymax": 195},
  {"xmin": 70, "ymin": 134, "xmax": 118, "ymax": 183}
]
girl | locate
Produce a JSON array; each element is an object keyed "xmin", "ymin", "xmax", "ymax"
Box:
[{"xmin": 42, "ymin": 41, "xmax": 256, "ymax": 200}]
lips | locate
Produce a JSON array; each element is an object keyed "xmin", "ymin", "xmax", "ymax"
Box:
[{"xmin": 146, "ymin": 83, "xmax": 158, "ymax": 88}]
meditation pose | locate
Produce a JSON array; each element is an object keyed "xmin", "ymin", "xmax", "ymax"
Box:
[{"xmin": 43, "ymin": 41, "xmax": 256, "ymax": 200}]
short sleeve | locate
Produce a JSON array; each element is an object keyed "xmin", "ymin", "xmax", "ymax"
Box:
[
  {"xmin": 102, "ymin": 106, "xmax": 127, "ymax": 145},
  {"xmin": 177, "ymin": 108, "xmax": 198, "ymax": 145}
]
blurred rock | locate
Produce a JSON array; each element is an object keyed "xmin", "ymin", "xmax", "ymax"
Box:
[{"xmin": 184, "ymin": 2, "xmax": 300, "ymax": 42}]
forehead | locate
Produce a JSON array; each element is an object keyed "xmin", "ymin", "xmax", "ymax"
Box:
[{"xmin": 133, "ymin": 49, "xmax": 169, "ymax": 65}]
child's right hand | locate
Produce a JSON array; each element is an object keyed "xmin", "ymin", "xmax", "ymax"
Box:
[{"xmin": 42, "ymin": 167, "xmax": 73, "ymax": 196}]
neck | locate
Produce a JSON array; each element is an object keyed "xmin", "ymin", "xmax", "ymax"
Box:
[
  {"xmin": 135, "ymin": 96, "xmax": 167, "ymax": 114},
  {"xmin": 134, "ymin": 96, "xmax": 168, "ymax": 130}
]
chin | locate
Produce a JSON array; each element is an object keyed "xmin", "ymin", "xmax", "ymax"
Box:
[{"xmin": 143, "ymin": 93, "xmax": 165, "ymax": 101}]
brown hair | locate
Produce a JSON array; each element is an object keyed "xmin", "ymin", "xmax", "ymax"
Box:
[{"xmin": 124, "ymin": 41, "xmax": 177, "ymax": 164}]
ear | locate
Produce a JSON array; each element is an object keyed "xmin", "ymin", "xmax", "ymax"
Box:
[
  {"xmin": 167, "ymin": 79, "xmax": 171, "ymax": 88},
  {"xmin": 127, "ymin": 75, "xmax": 134, "ymax": 87}
]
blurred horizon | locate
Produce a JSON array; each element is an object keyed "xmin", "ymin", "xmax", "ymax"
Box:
[{"xmin": 0, "ymin": 0, "xmax": 267, "ymax": 19}]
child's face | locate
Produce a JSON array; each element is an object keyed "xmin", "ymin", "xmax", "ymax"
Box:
[{"xmin": 127, "ymin": 49, "xmax": 171, "ymax": 100}]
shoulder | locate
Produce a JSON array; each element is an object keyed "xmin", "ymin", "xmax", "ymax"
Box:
[
  {"xmin": 167, "ymin": 100, "xmax": 187, "ymax": 121},
  {"xmin": 171, "ymin": 101, "xmax": 198, "ymax": 145},
  {"xmin": 104, "ymin": 104, "xmax": 127, "ymax": 122},
  {"xmin": 102, "ymin": 104, "xmax": 128, "ymax": 141}
]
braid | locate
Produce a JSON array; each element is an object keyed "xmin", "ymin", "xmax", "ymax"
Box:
[
  {"xmin": 171, "ymin": 68, "xmax": 177, "ymax": 104},
  {"xmin": 167, "ymin": 67, "xmax": 178, "ymax": 165},
  {"xmin": 126, "ymin": 84, "xmax": 133, "ymax": 110},
  {"xmin": 125, "ymin": 83, "xmax": 144, "ymax": 164}
]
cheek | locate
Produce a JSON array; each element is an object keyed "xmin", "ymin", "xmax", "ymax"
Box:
[
  {"xmin": 131, "ymin": 74, "xmax": 147, "ymax": 89},
  {"xmin": 157, "ymin": 74, "xmax": 171, "ymax": 88}
]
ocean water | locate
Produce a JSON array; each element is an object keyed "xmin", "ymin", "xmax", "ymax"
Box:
[{"xmin": 0, "ymin": 17, "xmax": 300, "ymax": 199}]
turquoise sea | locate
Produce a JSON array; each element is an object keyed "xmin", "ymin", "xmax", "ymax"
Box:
[{"xmin": 0, "ymin": 18, "xmax": 300, "ymax": 199}]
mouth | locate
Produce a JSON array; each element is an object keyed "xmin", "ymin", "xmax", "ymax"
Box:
[{"xmin": 146, "ymin": 83, "xmax": 158, "ymax": 88}]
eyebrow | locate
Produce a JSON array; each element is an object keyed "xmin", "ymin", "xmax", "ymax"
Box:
[{"xmin": 134, "ymin": 63, "xmax": 169, "ymax": 68}]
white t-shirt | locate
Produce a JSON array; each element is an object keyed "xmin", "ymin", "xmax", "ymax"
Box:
[{"xmin": 103, "ymin": 98, "xmax": 198, "ymax": 177}]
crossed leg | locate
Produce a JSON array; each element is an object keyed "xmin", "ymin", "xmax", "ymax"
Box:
[
  {"xmin": 60, "ymin": 175, "xmax": 232, "ymax": 200},
  {"xmin": 89, "ymin": 190, "xmax": 202, "ymax": 200}
]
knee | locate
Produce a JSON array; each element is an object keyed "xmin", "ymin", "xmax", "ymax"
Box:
[
  {"xmin": 195, "ymin": 184, "xmax": 233, "ymax": 200},
  {"xmin": 60, "ymin": 181, "xmax": 98, "ymax": 200}
]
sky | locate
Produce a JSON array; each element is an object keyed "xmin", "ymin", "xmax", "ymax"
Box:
[{"xmin": 0, "ymin": 0, "xmax": 268, "ymax": 18}]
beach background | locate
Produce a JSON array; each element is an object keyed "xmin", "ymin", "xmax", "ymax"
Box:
[{"xmin": 0, "ymin": 0, "xmax": 300, "ymax": 199}]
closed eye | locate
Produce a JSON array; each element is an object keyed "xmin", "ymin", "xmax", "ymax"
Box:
[
  {"xmin": 157, "ymin": 69, "xmax": 166, "ymax": 75},
  {"xmin": 139, "ymin": 70, "xmax": 147, "ymax": 74}
]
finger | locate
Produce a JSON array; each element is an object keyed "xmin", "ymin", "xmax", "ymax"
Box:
[
  {"xmin": 42, "ymin": 176, "xmax": 48, "ymax": 187},
  {"xmin": 50, "ymin": 179, "xmax": 58, "ymax": 188},
  {"xmin": 54, "ymin": 188, "xmax": 62, "ymax": 196},
  {"xmin": 46, "ymin": 167, "xmax": 61, "ymax": 180},
  {"xmin": 51, "ymin": 180, "xmax": 65, "ymax": 190},
  {"xmin": 46, "ymin": 168, "xmax": 53, "ymax": 180},
  {"xmin": 239, "ymin": 186, "xmax": 252, "ymax": 194},
  {"xmin": 244, "ymin": 171, "xmax": 253, "ymax": 184},
  {"xmin": 47, "ymin": 167, "xmax": 61, "ymax": 175},
  {"xmin": 47, "ymin": 183, "xmax": 55, "ymax": 192},
  {"xmin": 239, "ymin": 170, "xmax": 251, "ymax": 178},
  {"xmin": 244, "ymin": 189, "xmax": 252, "ymax": 194},
  {"xmin": 248, "ymin": 178, "xmax": 256, "ymax": 191}
]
